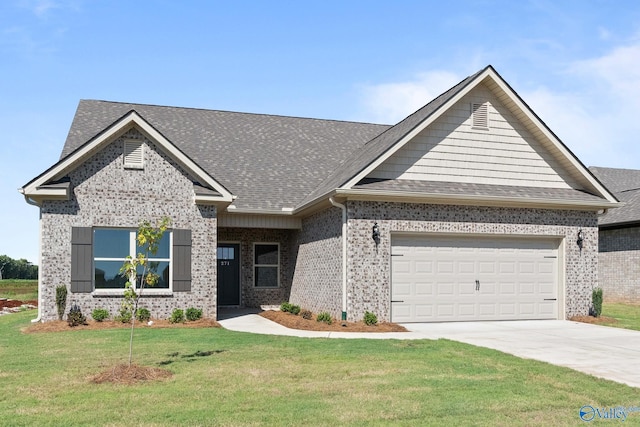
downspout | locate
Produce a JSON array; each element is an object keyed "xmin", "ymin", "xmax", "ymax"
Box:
[
  {"xmin": 329, "ymin": 197, "xmax": 347, "ymax": 321},
  {"xmin": 23, "ymin": 195, "xmax": 42, "ymax": 323}
]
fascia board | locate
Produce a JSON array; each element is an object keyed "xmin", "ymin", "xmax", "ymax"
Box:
[
  {"xmin": 335, "ymin": 188, "xmax": 621, "ymax": 211},
  {"xmin": 341, "ymin": 68, "xmax": 493, "ymax": 190}
]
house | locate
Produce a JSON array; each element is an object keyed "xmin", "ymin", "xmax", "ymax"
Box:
[
  {"xmin": 21, "ymin": 66, "xmax": 619, "ymax": 323},
  {"xmin": 589, "ymin": 167, "xmax": 640, "ymax": 303}
]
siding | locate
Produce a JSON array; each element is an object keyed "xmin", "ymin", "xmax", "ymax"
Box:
[{"xmin": 368, "ymin": 84, "xmax": 578, "ymax": 188}]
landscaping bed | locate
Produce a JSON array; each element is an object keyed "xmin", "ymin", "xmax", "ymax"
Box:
[{"xmin": 260, "ymin": 309, "xmax": 407, "ymax": 332}]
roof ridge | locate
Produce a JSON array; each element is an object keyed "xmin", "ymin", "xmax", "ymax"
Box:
[{"xmin": 80, "ymin": 99, "xmax": 391, "ymax": 128}]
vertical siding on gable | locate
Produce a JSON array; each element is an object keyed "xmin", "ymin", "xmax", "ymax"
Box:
[{"xmin": 367, "ymin": 84, "xmax": 578, "ymax": 188}]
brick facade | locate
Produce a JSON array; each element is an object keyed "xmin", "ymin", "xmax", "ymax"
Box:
[
  {"xmin": 599, "ymin": 227, "xmax": 640, "ymax": 303},
  {"xmin": 38, "ymin": 129, "xmax": 217, "ymax": 321},
  {"xmin": 289, "ymin": 207, "xmax": 343, "ymax": 317},
  {"xmin": 344, "ymin": 201, "xmax": 598, "ymax": 322}
]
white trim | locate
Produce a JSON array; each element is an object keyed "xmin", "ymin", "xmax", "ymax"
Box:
[
  {"xmin": 335, "ymin": 188, "xmax": 619, "ymax": 210},
  {"xmin": 253, "ymin": 242, "xmax": 280, "ymax": 288},
  {"xmin": 21, "ymin": 111, "xmax": 233, "ymax": 203}
]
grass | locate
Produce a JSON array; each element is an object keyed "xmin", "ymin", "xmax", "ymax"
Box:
[
  {"xmin": 600, "ymin": 302, "xmax": 640, "ymax": 331},
  {"xmin": 0, "ymin": 279, "xmax": 37, "ymax": 301},
  {"xmin": 1, "ymin": 311, "xmax": 639, "ymax": 426}
]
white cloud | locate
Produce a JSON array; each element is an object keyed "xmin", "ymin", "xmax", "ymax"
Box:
[{"xmin": 356, "ymin": 71, "xmax": 463, "ymax": 124}]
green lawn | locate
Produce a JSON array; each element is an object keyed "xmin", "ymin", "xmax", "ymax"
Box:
[
  {"xmin": 0, "ymin": 279, "xmax": 37, "ymax": 301},
  {"xmin": 601, "ymin": 302, "xmax": 640, "ymax": 331},
  {"xmin": 1, "ymin": 312, "xmax": 639, "ymax": 426}
]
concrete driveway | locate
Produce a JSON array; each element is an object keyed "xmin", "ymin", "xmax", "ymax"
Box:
[
  {"xmin": 219, "ymin": 312, "xmax": 640, "ymax": 388},
  {"xmin": 404, "ymin": 320, "xmax": 640, "ymax": 389}
]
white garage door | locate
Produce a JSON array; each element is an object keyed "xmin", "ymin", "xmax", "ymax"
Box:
[{"xmin": 391, "ymin": 235, "xmax": 559, "ymax": 323}]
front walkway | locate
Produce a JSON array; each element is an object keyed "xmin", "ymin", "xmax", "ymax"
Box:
[{"xmin": 218, "ymin": 311, "xmax": 640, "ymax": 388}]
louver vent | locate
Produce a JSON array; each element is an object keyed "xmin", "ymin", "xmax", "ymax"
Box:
[
  {"xmin": 123, "ymin": 140, "xmax": 144, "ymax": 169},
  {"xmin": 472, "ymin": 102, "xmax": 489, "ymax": 128}
]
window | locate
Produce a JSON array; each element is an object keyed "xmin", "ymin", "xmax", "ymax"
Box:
[
  {"xmin": 93, "ymin": 229, "xmax": 171, "ymax": 290},
  {"xmin": 254, "ymin": 243, "xmax": 279, "ymax": 288}
]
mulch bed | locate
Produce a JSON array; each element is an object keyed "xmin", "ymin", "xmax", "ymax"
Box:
[
  {"xmin": 260, "ymin": 310, "xmax": 408, "ymax": 332},
  {"xmin": 23, "ymin": 318, "xmax": 220, "ymax": 333},
  {"xmin": 569, "ymin": 315, "xmax": 617, "ymax": 325}
]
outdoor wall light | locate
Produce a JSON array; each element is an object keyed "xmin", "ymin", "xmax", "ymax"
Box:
[
  {"xmin": 372, "ymin": 222, "xmax": 380, "ymax": 246},
  {"xmin": 577, "ymin": 229, "xmax": 584, "ymax": 251}
]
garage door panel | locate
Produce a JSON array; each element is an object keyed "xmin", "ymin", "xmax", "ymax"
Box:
[{"xmin": 391, "ymin": 235, "xmax": 559, "ymax": 322}]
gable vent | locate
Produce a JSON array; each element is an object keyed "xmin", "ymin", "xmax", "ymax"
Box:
[
  {"xmin": 123, "ymin": 140, "xmax": 144, "ymax": 169},
  {"xmin": 472, "ymin": 102, "xmax": 489, "ymax": 129}
]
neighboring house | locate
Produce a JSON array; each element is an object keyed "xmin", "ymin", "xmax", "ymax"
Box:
[
  {"xmin": 21, "ymin": 66, "xmax": 619, "ymax": 323},
  {"xmin": 589, "ymin": 167, "xmax": 640, "ymax": 303}
]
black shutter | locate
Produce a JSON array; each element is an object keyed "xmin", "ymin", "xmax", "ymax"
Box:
[
  {"xmin": 173, "ymin": 229, "xmax": 191, "ymax": 292},
  {"xmin": 71, "ymin": 227, "xmax": 93, "ymax": 293}
]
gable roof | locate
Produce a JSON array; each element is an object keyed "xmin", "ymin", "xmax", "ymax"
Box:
[
  {"xmin": 20, "ymin": 110, "xmax": 235, "ymax": 205},
  {"xmin": 299, "ymin": 65, "xmax": 618, "ymax": 210},
  {"xmin": 22, "ymin": 65, "xmax": 619, "ymax": 214},
  {"xmin": 590, "ymin": 167, "xmax": 640, "ymax": 227},
  {"xmin": 42, "ymin": 100, "xmax": 388, "ymax": 211}
]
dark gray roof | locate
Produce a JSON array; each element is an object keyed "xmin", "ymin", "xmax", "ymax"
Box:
[
  {"xmin": 354, "ymin": 179, "xmax": 607, "ymax": 203},
  {"xmin": 62, "ymin": 101, "xmax": 389, "ymax": 210},
  {"xmin": 590, "ymin": 167, "xmax": 640, "ymax": 226}
]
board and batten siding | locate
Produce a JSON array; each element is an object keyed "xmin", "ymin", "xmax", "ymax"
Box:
[{"xmin": 367, "ymin": 84, "xmax": 579, "ymax": 189}]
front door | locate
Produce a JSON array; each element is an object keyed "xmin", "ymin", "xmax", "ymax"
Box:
[{"xmin": 217, "ymin": 243, "xmax": 240, "ymax": 306}]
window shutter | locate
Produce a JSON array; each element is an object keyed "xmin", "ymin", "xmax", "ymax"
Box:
[
  {"xmin": 173, "ymin": 229, "xmax": 191, "ymax": 292},
  {"xmin": 123, "ymin": 140, "xmax": 144, "ymax": 169},
  {"xmin": 71, "ymin": 227, "xmax": 93, "ymax": 293},
  {"xmin": 472, "ymin": 102, "xmax": 489, "ymax": 128}
]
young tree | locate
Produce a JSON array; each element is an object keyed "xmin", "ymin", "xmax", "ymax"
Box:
[{"xmin": 120, "ymin": 216, "xmax": 171, "ymax": 366}]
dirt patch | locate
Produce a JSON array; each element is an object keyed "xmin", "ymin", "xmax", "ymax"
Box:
[
  {"xmin": 260, "ymin": 310, "xmax": 408, "ymax": 332},
  {"xmin": 24, "ymin": 318, "xmax": 220, "ymax": 333},
  {"xmin": 91, "ymin": 364, "xmax": 173, "ymax": 385},
  {"xmin": 570, "ymin": 315, "xmax": 618, "ymax": 325},
  {"xmin": 0, "ymin": 299, "xmax": 37, "ymax": 309}
]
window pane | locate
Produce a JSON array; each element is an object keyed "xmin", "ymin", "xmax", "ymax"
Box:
[
  {"xmin": 255, "ymin": 244, "xmax": 278, "ymax": 265},
  {"xmin": 255, "ymin": 266, "xmax": 278, "ymax": 287},
  {"xmin": 217, "ymin": 247, "xmax": 235, "ymax": 260},
  {"xmin": 136, "ymin": 261, "xmax": 170, "ymax": 289},
  {"xmin": 95, "ymin": 261, "xmax": 127, "ymax": 289},
  {"xmin": 136, "ymin": 231, "xmax": 170, "ymax": 258},
  {"xmin": 94, "ymin": 229, "xmax": 129, "ymax": 258}
]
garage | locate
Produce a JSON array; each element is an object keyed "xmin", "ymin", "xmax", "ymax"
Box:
[{"xmin": 391, "ymin": 234, "xmax": 560, "ymax": 323}]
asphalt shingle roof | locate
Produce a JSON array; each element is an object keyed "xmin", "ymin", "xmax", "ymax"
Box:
[
  {"xmin": 61, "ymin": 101, "xmax": 389, "ymax": 210},
  {"xmin": 589, "ymin": 167, "xmax": 640, "ymax": 226}
]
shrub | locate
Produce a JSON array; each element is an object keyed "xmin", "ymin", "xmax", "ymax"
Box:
[
  {"xmin": 55, "ymin": 285, "xmax": 67, "ymax": 321},
  {"xmin": 316, "ymin": 312, "xmax": 332, "ymax": 325},
  {"xmin": 300, "ymin": 309, "xmax": 313, "ymax": 320},
  {"xmin": 185, "ymin": 307, "xmax": 203, "ymax": 321},
  {"xmin": 363, "ymin": 311, "xmax": 378, "ymax": 326},
  {"xmin": 115, "ymin": 307, "xmax": 132, "ymax": 323},
  {"xmin": 136, "ymin": 307, "xmax": 151, "ymax": 322},
  {"xmin": 91, "ymin": 308, "xmax": 109, "ymax": 322},
  {"xmin": 67, "ymin": 304, "xmax": 87, "ymax": 327},
  {"xmin": 280, "ymin": 302, "xmax": 301, "ymax": 315},
  {"xmin": 169, "ymin": 308, "xmax": 185, "ymax": 324},
  {"xmin": 592, "ymin": 287, "xmax": 603, "ymax": 317}
]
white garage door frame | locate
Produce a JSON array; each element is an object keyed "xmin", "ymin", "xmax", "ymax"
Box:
[{"xmin": 390, "ymin": 233, "xmax": 566, "ymax": 323}]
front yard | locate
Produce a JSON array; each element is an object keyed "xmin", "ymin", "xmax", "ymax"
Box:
[{"xmin": 1, "ymin": 310, "xmax": 639, "ymax": 426}]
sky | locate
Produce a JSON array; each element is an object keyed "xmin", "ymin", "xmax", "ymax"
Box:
[{"xmin": 2, "ymin": 0, "xmax": 640, "ymax": 264}]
